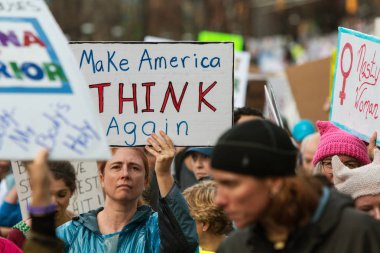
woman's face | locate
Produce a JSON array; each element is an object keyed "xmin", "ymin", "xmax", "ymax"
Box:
[
  {"xmin": 50, "ymin": 178, "xmax": 73, "ymax": 216},
  {"xmin": 321, "ymin": 155, "xmax": 361, "ymax": 183},
  {"xmin": 100, "ymin": 148, "xmax": 147, "ymax": 203},
  {"xmin": 355, "ymin": 194, "xmax": 380, "ymax": 221}
]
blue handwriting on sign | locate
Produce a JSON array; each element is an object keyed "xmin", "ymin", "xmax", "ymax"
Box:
[
  {"xmin": 0, "ymin": 108, "xmax": 19, "ymax": 149},
  {"xmin": 0, "ymin": 104, "xmax": 100, "ymax": 155},
  {"xmin": 36, "ymin": 103, "xmax": 100, "ymax": 154}
]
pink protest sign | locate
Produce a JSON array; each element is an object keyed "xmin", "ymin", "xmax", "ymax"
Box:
[{"xmin": 330, "ymin": 27, "xmax": 380, "ymax": 143}]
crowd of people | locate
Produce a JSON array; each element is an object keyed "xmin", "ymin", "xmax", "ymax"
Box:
[{"xmin": 1, "ymin": 107, "xmax": 380, "ymax": 252}]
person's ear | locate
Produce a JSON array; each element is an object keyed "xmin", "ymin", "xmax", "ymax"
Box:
[
  {"xmin": 99, "ymin": 171, "xmax": 105, "ymax": 188},
  {"xmin": 266, "ymin": 177, "xmax": 283, "ymax": 197},
  {"xmin": 202, "ymin": 222, "xmax": 210, "ymax": 232}
]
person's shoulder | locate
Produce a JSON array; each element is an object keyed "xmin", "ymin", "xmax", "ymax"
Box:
[
  {"xmin": 217, "ymin": 227, "xmax": 251, "ymax": 253},
  {"xmin": 339, "ymin": 207, "xmax": 380, "ymax": 234}
]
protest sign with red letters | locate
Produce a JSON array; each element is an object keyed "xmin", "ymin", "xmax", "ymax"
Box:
[
  {"xmin": 70, "ymin": 42, "xmax": 234, "ymax": 146},
  {"xmin": 331, "ymin": 27, "xmax": 380, "ymax": 144}
]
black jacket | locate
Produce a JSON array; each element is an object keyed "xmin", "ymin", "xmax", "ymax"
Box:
[{"xmin": 218, "ymin": 190, "xmax": 380, "ymax": 253}]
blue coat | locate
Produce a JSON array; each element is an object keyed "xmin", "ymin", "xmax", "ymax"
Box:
[{"xmin": 56, "ymin": 184, "xmax": 198, "ymax": 253}]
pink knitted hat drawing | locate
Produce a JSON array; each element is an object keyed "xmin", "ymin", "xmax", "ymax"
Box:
[{"xmin": 312, "ymin": 121, "xmax": 371, "ymax": 166}]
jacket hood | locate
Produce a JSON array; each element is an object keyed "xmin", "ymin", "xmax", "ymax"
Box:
[
  {"xmin": 73, "ymin": 205, "xmax": 153, "ymax": 234},
  {"xmin": 286, "ymin": 189, "xmax": 355, "ymax": 251},
  {"xmin": 314, "ymin": 189, "xmax": 354, "ymax": 234}
]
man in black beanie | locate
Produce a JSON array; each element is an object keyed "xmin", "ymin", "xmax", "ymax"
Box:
[
  {"xmin": 211, "ymin": 120, "xmax": 380, "ymax": 253},
  {"xmin": 211, "ymin": 120, "xmax": 298, "ymax": 229}
]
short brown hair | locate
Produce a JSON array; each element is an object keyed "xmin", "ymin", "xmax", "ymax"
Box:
[{"xmin": 183, "ymin": 180, "xmax": 232, "ymax": 235}]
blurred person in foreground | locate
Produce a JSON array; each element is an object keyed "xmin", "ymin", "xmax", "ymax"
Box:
[
  {"xmin": 183, "ymin": 180, "xmax": 232, "ymax": 253},
  {"xmin": 333, "ymin": 149, "xmax": 380, "ymax": 221},
  {"xmin": 57, "ymin": 131, "xmax": 197, "ymax": 253},
  {"xmin": 211, "ymin": 119, "xmax": 380, "ymax": 252},
  {"xmin": 8, "ymin": 161, "xmax": 77, "ymax": 249},
  {"xmin": 312, "ymin": 121, "xmax": 371, "ymax": 184},
  {"xmin": 23, "ymin": 149, "xmax": 65, "ymax": 252}
]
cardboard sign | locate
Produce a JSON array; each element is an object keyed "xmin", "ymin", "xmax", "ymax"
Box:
[
  {"xmin": 0, "ymin": 0, "xmax": 110, "ymax": 160},
  {"xmin": 286, "ymin": 57, "xmax": 331, "ymax": 123},
  {"xmin": 234, "ymin": 52, "xmax": 251, "ymax": 108},
  {"xmin": 330, "ymin": 27, "xmax": 380, "ymax": 143},
  {"xmin": 12, "ymin": 161, "xmax": 104, "ymax": 219},
  {"xmin": 70, "ymin": 42, "xmax": 234, "ymax": 146}
]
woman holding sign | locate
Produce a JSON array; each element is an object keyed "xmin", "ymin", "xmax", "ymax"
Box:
[{"xmin": 57, "ymin": 130, "xmax": 197, "ymax": 253}]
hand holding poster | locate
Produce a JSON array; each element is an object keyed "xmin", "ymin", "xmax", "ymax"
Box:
[
  {"xmin": 0, "ymin": 0, "xmax": 110, "ymax": 160},
  {"xmin": 330, "ymin": 27, "xmax": 380, "ymax": 143},
  {"xmin": 70, "ymin": 42, "xmax": 234, "ymax": 146}
]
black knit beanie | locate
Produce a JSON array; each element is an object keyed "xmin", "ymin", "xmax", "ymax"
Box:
[{"xmin": 211, "ymin": 120, "xmax": 298, "ymax": 177}]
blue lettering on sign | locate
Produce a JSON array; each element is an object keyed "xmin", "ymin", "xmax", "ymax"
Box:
[
  {"xmin": 137, "ymin": 48, "xmax": 221, "ymax": 72},
  {"xmin": 105, "ymin": 117, "xmax": 190, "ymax": 146},
  {"xmin": 0, "ymin": 108, "xmax": 18, "ymax": 149},
  {"xmin": 79, "ymin": 49, "xmax": 130, "ymax": 73},
  {"xmin": 0, "ymin": 104, "xmax": 101, "ymax": 154}
]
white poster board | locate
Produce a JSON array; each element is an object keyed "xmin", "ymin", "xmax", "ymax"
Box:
[
  {"xmin": 70, "ymin": 42, "xmax": 234, "ymax": 146},
  {"xmin": 12, "ymin": 161, "xmax": 104, "ymax": 219},
  {"xmin": 234, "ymin": 52, "xmax": 251, "ymax": 108},
  {"xmin": 0, "ymin": 0, "xmax": 110, "ymax": 160},
  {"xmin": 330, "ymin": 27, "xmax": 380, "ymax": 144}
]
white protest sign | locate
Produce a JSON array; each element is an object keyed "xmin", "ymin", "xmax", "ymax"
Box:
[
  {"xmin": 330, "ymin": 27, "xmax": 380, "ymax": 143},
  {"xmin": 234, "ymin": 52, "xmax": 250, "ymax": 108},
  {"xmin": 12, "ymin": 161, "xmax": 104, "ymax": 219},
  {"xmin": 70, "ymin": 42, "xmax": 234, "ymax": 146},
  {"xmin": 145, "ymin": 35, "xmax": 248, "ymax": 110},
  {"xmin": 0, "ymin": 0, "xmax": 110, "ymax": 160}
]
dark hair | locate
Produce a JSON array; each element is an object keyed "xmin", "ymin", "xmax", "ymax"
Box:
[
  {"xmin": 48, "ymin": 161, "xmax": 77, "ymax": 193},
  {"xmin": 233, "ymin": 107, "xmax": 264, "ymax": 124}
]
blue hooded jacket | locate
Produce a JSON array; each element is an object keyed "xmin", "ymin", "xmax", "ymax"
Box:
[{"xmin": 56, "ymin": 184, "xmax": 198, "ymax": 253}]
